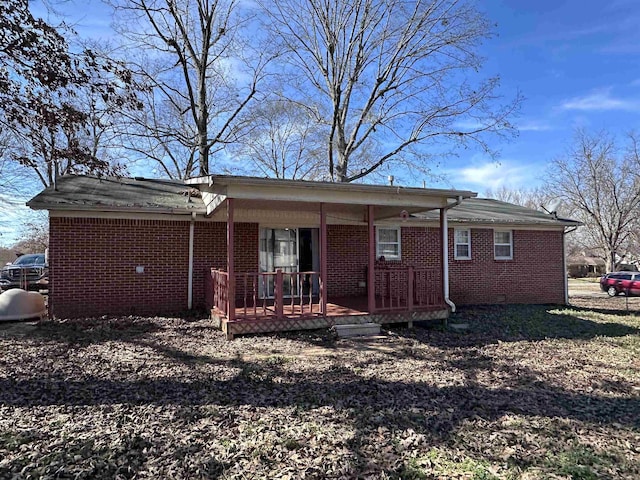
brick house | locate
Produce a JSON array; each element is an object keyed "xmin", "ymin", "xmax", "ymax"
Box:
[{"xmin": 27, "ymin": 175, "xmax": 579, "ymax": 337}]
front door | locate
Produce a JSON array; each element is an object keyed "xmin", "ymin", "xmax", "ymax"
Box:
[{"xmin": 259, "ymin": 228, "xmax": 319, "ymax": 297}]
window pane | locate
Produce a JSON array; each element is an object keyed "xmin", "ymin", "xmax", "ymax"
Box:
[
  {"xmin": 380, "ymin": 244, "xmax": 399, "ymax": 257},
  {"xmin": 495, "ymin": 245, "xmax": 512, "ymax": 258},
  {"xmin": 379, "ymin": 228, "xmax": 398, "ymax": 243},
  {"xmin": 455, "ymin": 229, "xmax": 469, "ymax": 243},
  {"xmin": 456, "ymin": 245, "xmax": 469, "ymax": 258},
  {"xmin": 495, "ymin": 231, "xmax": 511, "ymax": 244}
]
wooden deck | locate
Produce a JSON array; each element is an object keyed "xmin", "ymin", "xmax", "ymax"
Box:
[{"xmin": 212, "ymin": 296, "xmax": 449, "ymax": 339}]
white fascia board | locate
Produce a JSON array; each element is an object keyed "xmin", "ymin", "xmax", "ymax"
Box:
[
  {"xmin": 191, "ymin": 175, "xmax": 475, "ymax": 209},
  {"xmin": 49, "ymin": 210, "xmax": 202, "ymax": 221},
  {"xmin": 222, "ymin": 184, "xmax": 452, "ymax": 209},
  {"xmin": 39, "ymin": 205, "xmax": 204, "ymax": 215},
  {"xmin": 202, "ymin": 191, "xmax": 227, "ymax": 216}
]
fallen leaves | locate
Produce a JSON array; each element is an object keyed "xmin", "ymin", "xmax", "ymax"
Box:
[{"xmin": 0, "ymin": 299, "xmax": 639, "ymax": 478}]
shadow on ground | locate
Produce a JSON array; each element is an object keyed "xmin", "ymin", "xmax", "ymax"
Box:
[
  {"xmin": 2, "ymin": 301, "xmax": 640, "ymax": 478},
  {"xmin": 414, "ymin": 303, "xmax": 640, "ymax": 347}
]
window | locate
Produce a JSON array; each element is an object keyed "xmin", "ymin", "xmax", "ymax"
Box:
[
  {"xmin": 454, "ymin": 228, "xmax": 471, "ymax": 260},
  {"xmin": 377, "ymin": 227, "xmax": 401, "ymax": 260},
  {"xmin": 612, "ymin": 273, "xmax": 632, "ymax": 280},
  {"xmin": 494, "ymin": 230, "xmax": 513, "ymax": 260}
]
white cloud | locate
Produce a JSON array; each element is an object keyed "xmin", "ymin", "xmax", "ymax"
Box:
[
  {"xmin": 451, "ymin": 160, "xmax": 541, "ymax": 192},
  {"xmin": 517, "ymin": 121, "xmax": 552, "ymax": 132},
  {"xmin": 560, "ymin": 89, "xmax": 640, "ymax": 112},
  {"xmin": 454, "ymin": 119, "xmax": 552, "ymax": 133}
]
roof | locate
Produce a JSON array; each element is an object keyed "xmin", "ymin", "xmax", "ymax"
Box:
[
  {"xmin": 26, "ymin": 175, "xmax": 580, "ymax": 228},
  {"xmin": 413, "ymin": 197, "xmax": 581, "ymax": 227},
  {"xmin": 27, "ymin": 175, "xmax": 205, "ymax": 214},
  {"xmin": 187, "ymin": 174, "xmax": 477, "ymax": 200},
  {"xmin": 187, "ymin": 174, "xmax": 477, "ymax": 217},
  {"xmin": 566, "ymin": 255, "xmax": 605, "ymax": 266},
  {"xmin": 28, "ymin": 174, "xmax": 479, "ymax": 219}
]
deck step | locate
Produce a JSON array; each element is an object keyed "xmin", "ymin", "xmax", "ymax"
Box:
[{"xmin": 335, "ymin": 322, "xmax": 381, "ymax": 338}]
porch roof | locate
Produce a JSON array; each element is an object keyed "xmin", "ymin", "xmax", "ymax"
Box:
[{"xmin": 186, "ymin": 174, "xmax": 477, "ymax": 217}]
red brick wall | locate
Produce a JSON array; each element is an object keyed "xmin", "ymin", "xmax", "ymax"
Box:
[
  {"xmin": 326, "ymin": 225, "xmax": 564, "ymax": 305},
  {"xmin": 192, "ymin": 221, "xmax": 259, "ymax": 309},
  {"xmin": 49, "ymin": 218, "xmax": 564, "ymax": 318},
  {"xmin": 448, "ymin": 228, "xmax": 565, "ymax": 305},
  {"xmin": 326, "ymin": 226, "xmax": 443, "ymax": 297},
  {"xmin": 49, "ymin": 217, "xmax": 258, "ymax": 318},
  {"xmin": 326, "ymin": 225, "xmax": 368, "ymax": 297}
]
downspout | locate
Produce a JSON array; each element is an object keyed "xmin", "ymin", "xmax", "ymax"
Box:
[
  {"xmin": 188, "ymin": 212, "xmax": 196, "ymax": 310},
  {"xmin": 442, "ymin": 196, "xmax": 463, "ymax": 313},
  {"xmin": 563, "ymin": 226, "xmax": 578, "ymax": 305}
]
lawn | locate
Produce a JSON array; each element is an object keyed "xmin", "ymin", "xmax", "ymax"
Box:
[{"xmin": 1, "ymin": 299, "xmax": 639, "ymax": 479}]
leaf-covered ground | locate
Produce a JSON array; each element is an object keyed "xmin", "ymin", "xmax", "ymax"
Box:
[{"xmin": 1, "ymin": 298, "xmax": 639, "ymax": 479}]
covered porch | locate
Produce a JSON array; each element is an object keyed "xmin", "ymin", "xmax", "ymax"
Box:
[{"xmin": 187, "ymin": 175, "xmax": 476, "ymax": 338}]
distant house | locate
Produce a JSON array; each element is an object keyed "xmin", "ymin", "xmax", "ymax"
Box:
[
  {"xmin": 27, "ymin": 175, "xmax": 579, "ymax": 338},
  {"xmin": 567, "ymin": 253, "xmax": 606, "ymax": 277}
]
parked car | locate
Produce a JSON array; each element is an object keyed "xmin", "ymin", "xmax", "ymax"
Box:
[
  {"xmin": 0, "ymin": 254, "xmax": 48, "ymax": 292},
  {"xmin": 599, "ymin": 271, "xmax": 640, "ymax": 297}
]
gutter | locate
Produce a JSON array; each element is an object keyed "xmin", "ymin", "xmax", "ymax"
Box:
[
  {"xmin": 442, "ymin": 196, "xmax": 463, "ymax": 313},
  {"xmin": 188, "ymin": 212, "xmax": 196, "ymax": 310},
  {"xmin": 26, "ymin": 203, "xmax": 206, "ymax": 216}
]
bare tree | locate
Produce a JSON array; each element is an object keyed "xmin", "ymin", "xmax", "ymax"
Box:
[
  {"xmin": 113, "ymin": 0, "xmax": 270, "ymax": 178},
  {"xmin": 0, "ymin": 132, "xmax": 26, "ymax": 242},
  {"xmin": 483, "ymin": 185, "xmax": 552, "ymax": 211},
  {"xmin": 0, "ymin": 132, "xmax": 23, "ymax": 192},
  {"xmin": 14, "ymin": 212, "xmax": 49, "ymax": 253},
  {"xmin": 261, "ymin": 0, "xmax": 519, "ymax": 182},
  {"xmin": 546, "ymin": 130, "xmax": 640, "ymax": 272},
  {"xmin": 233, "ymin": 98, "xmax": 325, "ymax": 179}
]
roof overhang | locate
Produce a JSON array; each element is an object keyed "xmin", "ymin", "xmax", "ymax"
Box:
[
  {"xmin": 186, "ymin": 175, "xmax": 477, "ymax": 218},
  {"xmin": 29, "ymin": 204, "xmax": 205, "ymax": 216},
  {"xmin": 26, "ymin": 175, "xmax": 206, "ymax": 215}
]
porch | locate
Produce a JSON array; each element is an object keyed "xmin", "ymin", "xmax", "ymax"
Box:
[
  {"xmin": 206, "ymin": 267, "xmax": 449, "ymax": 339},
  {"xmin": 187, "ymin": 175, "xmax": 475, "ymax": 338}
]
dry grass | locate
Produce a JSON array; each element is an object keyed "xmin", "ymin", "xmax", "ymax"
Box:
[{"xmin": 1, "ymin": 298, "xmax": 639, "ymax": 479}]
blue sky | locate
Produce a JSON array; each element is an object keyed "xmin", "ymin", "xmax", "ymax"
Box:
[
  {"xmin": 445, "ymin": 0, "xmax": 640, "ymax": 192},
  {"xmin": 2, "ymin": 0, "xmax": 639, "ymax": 244}
]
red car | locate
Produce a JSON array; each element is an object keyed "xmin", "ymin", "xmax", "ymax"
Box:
[{"xmin": 600, "ymin": 271, "xmax": 640, "ymax": 297}]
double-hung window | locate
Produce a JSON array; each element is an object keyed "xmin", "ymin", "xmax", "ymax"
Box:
[
  {"xmin": 376, "ymin": 227, "xmax": 401, "ymax": 260},
  {"xmin": 494, "ymin": 230, "xmax": 513, "ymax": 260},
  {"xmin": 454, "ymin": 228, "xmax": 471, "ymax": 260}
]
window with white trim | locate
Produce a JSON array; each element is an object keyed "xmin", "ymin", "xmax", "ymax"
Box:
[
  {"xmin": 376, "ymin": 227, "xmax": 401, "ymax": 260},
  {"xmin": 494, "ymin": 230, "xmax": 513, "ymax": 260},
  {"xmin": 454, "ymin": 228, "xmax": 471, "ymax": 260}
]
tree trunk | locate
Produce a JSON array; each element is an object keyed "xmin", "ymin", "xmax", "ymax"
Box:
[
  {"xmin": 198, "ymin": 132, "xmax": 209, "ymax": 176},
  {"xmin": 606, "ymin": 250, "xmax": 617, "ymax": 272}
]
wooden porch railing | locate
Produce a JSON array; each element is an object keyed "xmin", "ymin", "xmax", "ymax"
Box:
[
  {"xmin": 374, "ymin": 266, "xmax": 442, "ymax": 312},
  {"xmin": 207, "ymin": 268, "xmax": 322, "ymax": 320},
  {"xmin": 206, "ymin": 269, "xmax": 229, "ymax": 317},
  {"xmin": 207, "ymin": 266, "xmax": 443, "ymax": 320}
]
